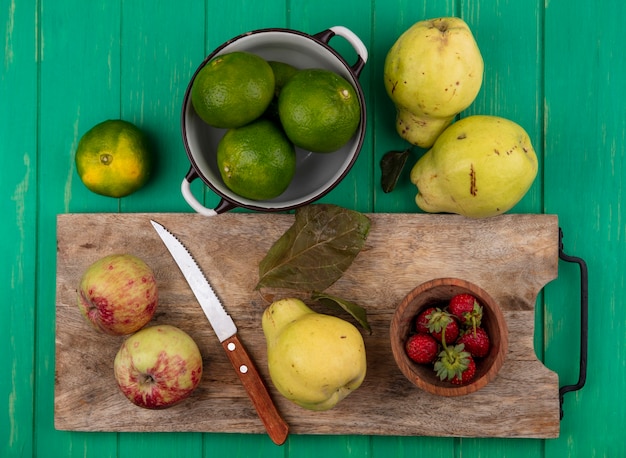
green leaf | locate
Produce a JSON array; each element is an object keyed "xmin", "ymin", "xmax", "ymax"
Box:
[
  {"xmin": 311, "ymin": 292, "xmax": 372, "ymax": 333},
  {"xmin": 255, "ymin": 204, "xmax": 371, "ymax": 291},
  {"xmin": 380, "ymin": 148, "xmax": 410, "ymax": 193}
]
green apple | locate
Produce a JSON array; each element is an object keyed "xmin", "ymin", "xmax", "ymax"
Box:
[
  {"xmin": 113, "ymin": 324, "xmax": 203, "ymax": 409},
  {"xmin": 262, "ymin": 298, "xmax": 367, "ymax": 411},
  {"xmin": 77, "ymin": 253, "xmax": 158, "ymax": 335}
]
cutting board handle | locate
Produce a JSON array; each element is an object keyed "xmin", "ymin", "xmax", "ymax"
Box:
[{"xmin": 557, "ymin": 227, "xmax": 589, "ymax": 419}]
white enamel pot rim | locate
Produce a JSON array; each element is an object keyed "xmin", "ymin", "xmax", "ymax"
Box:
[{"xmin": 180, "ymin": 26, "xmax": 368, "ymax": 216}]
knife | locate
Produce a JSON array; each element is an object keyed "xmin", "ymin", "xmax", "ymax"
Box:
[{"xmin": 150, "ymin": 220, "xmax": 289, "ymax": 445}]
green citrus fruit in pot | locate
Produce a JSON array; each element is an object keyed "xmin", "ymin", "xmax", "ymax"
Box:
[
  {"xmin": 264, "ymin": 60, "xmax": 300, "ymax": 121},
  {"xmin": 278, "ymin": 68, "xmax": 360, "ymax": 153},
  {"xmin": 191, "ymin": 51, "xmax": 275, "ymax": 129},
  {"xmin": 75, "ymin": 119, "xmax": 152, "ymax": 198},
  {"xmin": 216, "ymin": 118, "xmax": 296, "ymax": 201}
]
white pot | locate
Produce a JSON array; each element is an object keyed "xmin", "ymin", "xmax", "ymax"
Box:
[{"xmin": 180, "ymin": 26, "xmax": 368, "ymax": 216}]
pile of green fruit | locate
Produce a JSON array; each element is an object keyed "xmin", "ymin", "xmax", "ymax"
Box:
[
  {"xmin": 384, "ymin": 17, "xmax": 538, "ymax": 218},
  {"xmin": 190, "ymin": 51, "xmax": 361, "ymax": 201}
]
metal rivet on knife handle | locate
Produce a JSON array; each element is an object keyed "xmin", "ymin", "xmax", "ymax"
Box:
[
  {"xmin": 222, "ymin": 334, "xmax": 289, "ymax": 445},
  {"xmin": 228, "ymin": 342, "xmax": 250, "ymax": 373}
]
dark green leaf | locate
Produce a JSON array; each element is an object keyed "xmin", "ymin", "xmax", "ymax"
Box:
[
  {"xmin": 255, "ymin": 204, "xmax": 371, "ymax": 291},
  {"xmin": 311, "ymin": 292, "xmax": 372, "ymax": 333},
  {"xmin": 380, "ymin": 148, "xmax": 410, "ymax": 193}
]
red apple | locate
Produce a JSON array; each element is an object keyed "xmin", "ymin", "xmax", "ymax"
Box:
[
  {"xmin": 77, "ymin": 253, "xmax": 158, "ymax": 335},
  {"xmin": 113, "ymin": 324, "xmax": 203, "ymax": 409}
]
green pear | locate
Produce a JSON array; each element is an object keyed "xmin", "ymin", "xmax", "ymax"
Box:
[
  {"xmin": 262, "ymin": 298, "xmax": 366, "ymax": 411},
  {"xmin": 410, "ymin": 115, "xmax": 538, "ymax": 218},
  {"xmin": 384, "ymin": 17, "xmax": 484, "ymax": 148}
]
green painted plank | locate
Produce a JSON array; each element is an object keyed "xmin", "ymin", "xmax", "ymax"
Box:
[
  {"xmin": 0, "ymin": 1, "xmax": 38, "ymax": 456},
  {"xmin": 35, "ymin": 1, "xmax": 122, "ymax": 456},
  {"xmin": 119, "ymin": 0, "xmax": 206, "ymax": 214},
  {"xmin": 371, "ymin": 436, "xmax": 453, "ymax": 458},
  {"xmin": 119, "ymin": 433, "xmax": 203, "ymax": 458},
  {"xmin": 285, "ymin": 434, "xmax": 372, "ymax": 458},
  {"xmin": 203, "ymin": 433, "xmax": 286, "ymax": 458},
  {"xmin": 544, "ymin": 0, "xmax": 626, "ymax": 456},
  {"xmin": 43, "ymin": 0, "xmax": 123, "ymax": 215},
  {"xmin": 465, "ymin": 1, "xmax": 544, "ymax": 217},
  {"xmin": 115, "ymin": 1, "xmax": 206, "ymax": 455},
  {"xmin": 371, "ymin": 0, "xmax": 457, "ymax": 214}
]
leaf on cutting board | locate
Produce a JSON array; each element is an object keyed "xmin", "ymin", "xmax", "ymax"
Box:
[
  {"xmin": 255, "ymin": 204, "xmax": 371, "ymax": 292},
  {"xmin": 311, "ymin": 292, "xmax": 372, "ymax": 333},
  {"xmin": 380, "ymin": 148, "xmax": 410, "ymax": 193}
]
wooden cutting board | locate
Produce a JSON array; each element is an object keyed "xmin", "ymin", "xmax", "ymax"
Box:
[{"xmin": 55, "ymin": 212, "xmax": 561, "ymax": 438}]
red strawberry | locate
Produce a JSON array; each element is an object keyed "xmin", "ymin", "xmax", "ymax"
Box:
[
  {"xmin": 415, "ymin": 307, "xmax": 437, "ymax": 334},
  {"xmin": 434, "ymin": 343, "xmax": 476, "ymax": 385},
  {"xmin": 425, "ymin": 309, "xmax": 459, "ymax": 345},
  {"xmin": 433, "ymin": 317, "xmax": 459, "ymax": 345},
  {"xmin": 450, "ymin": 356, "xmax": 476, "ymax": 385},
  {"xmin": 405, "ymin": 333, "xmax": 439, "ymax": 364},
  {"xmin": 458, "ymin": 327, "xmax": 491, "ymax": 358},
  {"xmin": 448, "ymin": 293, "xmax": 483, "ymax": 330}
]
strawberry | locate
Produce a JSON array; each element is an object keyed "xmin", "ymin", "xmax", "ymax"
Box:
[
  {"xmin": 434, "ymin": 343, "xmax": 476, "ymax": 385},
  {"xmin": 433, "ymin": 317, "xmax": 459, "ymax": 345},
  {"xmin": 448, "ymin": 293, "xmax": 483, "ymax": 331},
  {"xmin": 450, "ymin": 355, "xmax": 476, "ymax": 385},
  {"xmin": 423, "ymin": 308, "xmax": 459, "ymax": 345},
  {"xmin": 457, "ymin": 326, "xmax": 490, "ymax": 358},
  {"xmin": 434, "ymin": 344, "xmax": 476, "ymax": 385},
  {"xmin": 405, "ymin": 333, "xmax": 439, "ymax": 364},
  {"xmin": 415, "ymin": 306, "xmax": 437, "ymax": 334}
]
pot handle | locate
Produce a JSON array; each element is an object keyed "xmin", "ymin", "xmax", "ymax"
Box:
[
  {"xmin": 180, "ymin": 168, "xmax": 238, "ymax": 216},
  {"xmin": 314, "ymin": 26, "xmax": 368, "ymax": 77}
]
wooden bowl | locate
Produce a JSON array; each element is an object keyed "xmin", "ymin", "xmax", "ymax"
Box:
[{"xmin": 390, "ymin": 278, "xmax": 508, "ymax": 396}]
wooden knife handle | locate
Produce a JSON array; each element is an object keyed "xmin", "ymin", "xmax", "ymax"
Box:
[{"xmin": 221, "ymin": 334, "xmax": 289, "ymax": 445}]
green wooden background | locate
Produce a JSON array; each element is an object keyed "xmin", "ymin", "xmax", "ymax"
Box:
[{"xmin": 2, "ymin": 0, "xmax": 623, "ymax": 456}]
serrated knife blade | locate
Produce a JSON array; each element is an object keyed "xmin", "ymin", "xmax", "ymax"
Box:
[
  {"xmin": 150, "ymin": 220, "xmax": 236, "ymax": 342},
  {"xmin": 150, "ymin": 220, "xmax": 289, "ymax": 445}
]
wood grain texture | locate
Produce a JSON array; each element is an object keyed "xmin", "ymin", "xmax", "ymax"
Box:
[{"xmin": 56, "ymin": 212, "xmax": 560, "ymax": 438}]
